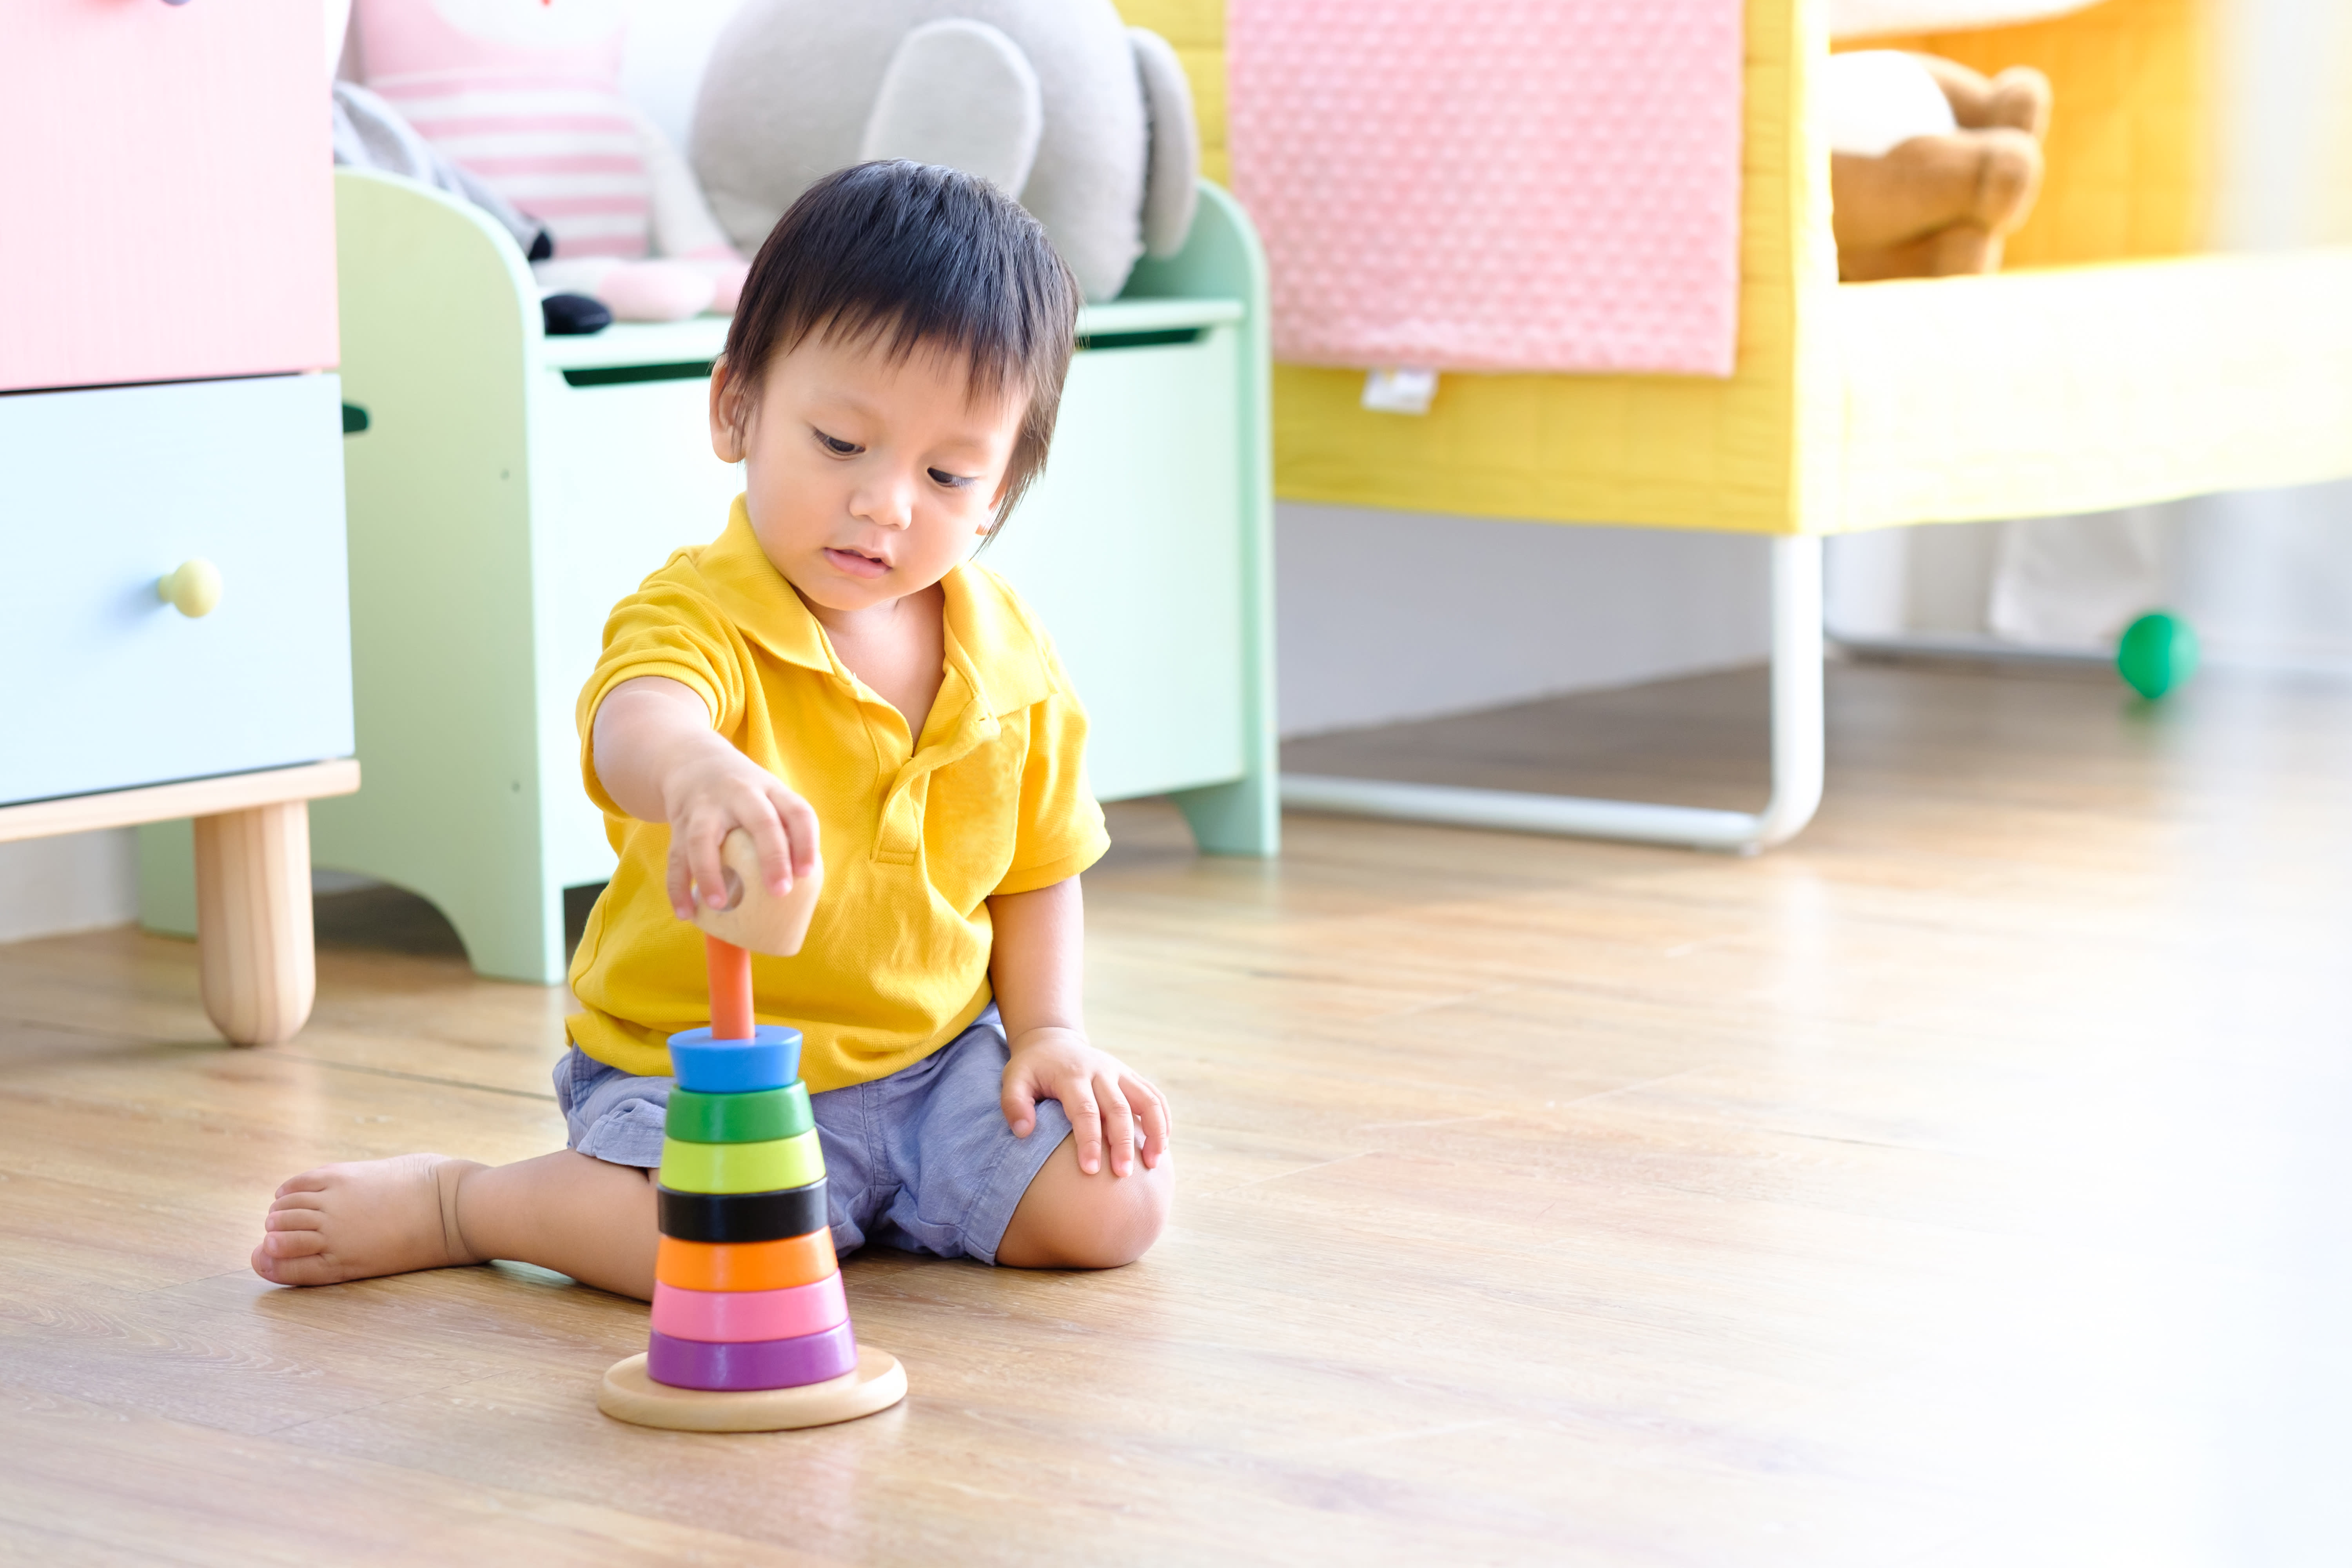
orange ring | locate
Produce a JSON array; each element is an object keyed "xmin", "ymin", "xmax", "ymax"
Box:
[{"xmin": 656, "ymin": 1230, "xmax": 838, "ymax": 1293}]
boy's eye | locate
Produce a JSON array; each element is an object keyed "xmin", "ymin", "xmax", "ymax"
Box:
[
  {"xmin": 815, "ymin": 429, "xmax": 860, "ymax": 456},
  {"xmin": 927, "ymin": 468, "xmax": 975, "ymax": 489}
]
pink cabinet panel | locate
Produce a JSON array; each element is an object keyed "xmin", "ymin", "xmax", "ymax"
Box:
[{"xmin": 0, "ymin": 0, "xmax": 338, "ymax": 393}]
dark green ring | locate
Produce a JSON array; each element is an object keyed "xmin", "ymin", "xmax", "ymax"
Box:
[{"xmin": 664, "ymin": 1083, "xmax": 813, "ymax": 1145}]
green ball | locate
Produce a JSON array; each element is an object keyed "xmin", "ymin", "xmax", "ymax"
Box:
[{"xmin": 2116, "ymin": 611, "xmax": 2200, "ymax": 699}]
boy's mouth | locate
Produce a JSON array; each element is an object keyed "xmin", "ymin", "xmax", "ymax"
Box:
[{"xmin": 824, "ymin": 546, "xmax": 891, "ymax": 580}]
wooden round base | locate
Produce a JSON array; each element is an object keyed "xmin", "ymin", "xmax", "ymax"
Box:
[{"xmin": 597, "ymin": 1346, "xmax": 906, "ymax": 1432}]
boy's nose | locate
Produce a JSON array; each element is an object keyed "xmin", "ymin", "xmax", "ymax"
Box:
[{"xmin": 849, "ymin": 475, "xmax": 916, "ymax": 530}]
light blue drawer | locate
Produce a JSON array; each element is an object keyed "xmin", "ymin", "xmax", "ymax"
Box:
[{"xmin": 0, "ymin": 373, "xmax": 353, "ymax": 805}]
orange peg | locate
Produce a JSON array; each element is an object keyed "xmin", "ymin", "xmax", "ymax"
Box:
[{"xmin": 706, "ymin": 933, "xmax": 753, "ymax": 1042}]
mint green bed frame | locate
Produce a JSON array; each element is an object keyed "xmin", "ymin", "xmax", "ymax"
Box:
[{"xmin": 143, "ymin": 167, "xmax": 1276, "ymax": 983}]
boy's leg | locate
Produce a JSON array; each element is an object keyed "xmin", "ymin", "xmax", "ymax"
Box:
[
  {"xmin": 455, "ymin": 1152, "xmax": 660, "ymax": 1298},
  {"xmin": 995, "ymin": 1134, "xmax": 1171, "ymax": 1270},
  {"xmin": 835, "ymin": 1014, "xmax": 1171, "ymax": 1271},
  {"xmin": 253, "ymin": 1150, "xmax": 659, "ymax": 1299}
]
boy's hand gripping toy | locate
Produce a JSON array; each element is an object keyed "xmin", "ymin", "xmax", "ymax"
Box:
[{"xmin": 598, "ymin": 831, "xmax": 906, "ymax": 1431}]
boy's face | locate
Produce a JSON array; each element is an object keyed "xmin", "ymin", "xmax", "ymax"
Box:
[{"xmin": 712, "ymin": 331, "xmax": 1022, "ymax": 620}]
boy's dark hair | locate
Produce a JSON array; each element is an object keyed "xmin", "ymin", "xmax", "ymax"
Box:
[{"xmin": 719, "ymin": 161, "xmax": 1082, "ymax": 535}]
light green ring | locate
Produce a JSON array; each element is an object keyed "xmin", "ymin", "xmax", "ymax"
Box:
[{"xmin": 657, "ymin": 1129, "xmax": 826, "ymax": 1194}]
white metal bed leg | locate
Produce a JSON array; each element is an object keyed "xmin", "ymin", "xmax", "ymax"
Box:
[{"xmin": 1279, "ymin": 534, "xmax": 1825, "ymax": 853}]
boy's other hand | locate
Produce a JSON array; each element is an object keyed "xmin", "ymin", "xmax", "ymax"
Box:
[
  {"xmin": 660, "ymin": 748, "xmax": 819, "ymax": 922},
  {"xmin": 1001, "ymin": 1027, "xmax": 1171, "ymax": 1178}
]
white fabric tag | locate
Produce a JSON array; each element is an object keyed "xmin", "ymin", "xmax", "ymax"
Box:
[{"xmin": 1361, "ymin": 366, "xmax": 1438, "ymax": 415}]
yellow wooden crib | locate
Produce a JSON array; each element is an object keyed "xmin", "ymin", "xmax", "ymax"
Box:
[{"xmin": 1133, "ymin": 0, "xmax": 2352, "ymax": 850}]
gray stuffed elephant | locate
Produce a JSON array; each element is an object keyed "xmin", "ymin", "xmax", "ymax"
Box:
[{"xmin": 690, "ymin": 0, "xmax": 1199, "ymax": 302}]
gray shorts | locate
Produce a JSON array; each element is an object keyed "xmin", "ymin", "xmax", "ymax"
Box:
[{"xmin": 553, "ymin": 1007, "xmax": 1071, "ymax": 1266}]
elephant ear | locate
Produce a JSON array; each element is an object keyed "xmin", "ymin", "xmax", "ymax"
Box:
[
  {"xmin": 1128, "ymin": 27, "xmax": 1198, "ymax": 259},
  {"xmin": 860, "ymin": 19, "xmax": 1045, "ymax": 199}
]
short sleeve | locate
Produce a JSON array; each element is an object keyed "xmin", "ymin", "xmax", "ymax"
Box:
[
  {"xmin": 992, "ymin": 639, "xmax": 1111, "ymax": 896},
  {"xmin": 575, "ymin": 572, "xmax": 750, "ymax": 817}
]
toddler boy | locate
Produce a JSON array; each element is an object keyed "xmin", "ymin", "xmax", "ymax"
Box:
[{"xmin": 253, "ymin": 162, "xmax": 1172, "ymax": 1298}]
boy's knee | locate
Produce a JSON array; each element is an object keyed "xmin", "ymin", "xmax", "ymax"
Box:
[
  {"xmin": 1002, "ymin": 1152, "xmax": 1171, "ymax": 1270},
  {"xmin": 1083, "ymin": 1163, "xmax": 1171, "ymax": 1268}
]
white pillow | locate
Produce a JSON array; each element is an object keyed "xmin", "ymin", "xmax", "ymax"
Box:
[{"xmin": 1823, "ymin": 51, "xmax": 1958, "ymax": 157}]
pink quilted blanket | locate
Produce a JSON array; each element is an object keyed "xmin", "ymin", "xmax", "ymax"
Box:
[{"xmin": 1229, "ymin": 0, "xmax": 1745, "ymax": 378}]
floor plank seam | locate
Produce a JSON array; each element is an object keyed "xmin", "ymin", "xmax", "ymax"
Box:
[
  {"xmin": 0, "ymin": 1013, "xmax": 220, "ymax": 1049},
  {"xmin": 1200, "ymin": 1150, "xmax": 1374, "ymax": 1197},
  {"xmin": 265, "ymin": 1054, "xmax": 560, "ymax": 1102},
  {"xmin": 255, "ymin": 1378, "xmax": 506, "ymax": 1442},
  {"xmin": 1543, "ymin": 1067, "xmax": 1714, "ymax": 1111}
]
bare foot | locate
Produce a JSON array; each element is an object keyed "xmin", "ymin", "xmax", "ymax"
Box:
[{"xmin": 251, "ymin": 1153, "xmax": 487, "ymax": 1287}]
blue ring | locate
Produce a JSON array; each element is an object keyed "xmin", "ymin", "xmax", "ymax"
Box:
[{"xmin": 666, "ymin": 1024, "xmax": 802, "ymax": 1094}]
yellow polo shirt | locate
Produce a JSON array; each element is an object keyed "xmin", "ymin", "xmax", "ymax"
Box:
[{"xmin": 565, "ymin": 499, "xmax": 1109, "ymax": 1090}]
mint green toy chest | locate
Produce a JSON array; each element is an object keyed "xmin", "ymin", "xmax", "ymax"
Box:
[{"xmin": 143, "ymin": 168, "xmax": 1274, "ymax": 983}]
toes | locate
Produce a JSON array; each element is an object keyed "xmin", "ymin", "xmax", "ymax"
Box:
[
  {"xmin": 264, "ymin": 1204, "xmax": 326, "ymax": 1231},
  {"xmin": 252, "ymin": 1242, "xmax": 343, "ymax": 1288},
  {"xmin": 273, "ymin": 1166, "xmax": 339, "ymax": 1200},
  {"xmin": 251, "ymin": 1240, "xmax": 323, "ymax": 1283},
  {"xmin": 261, "ymin": 1229, "xmax": 327, "ymax": 1259}
]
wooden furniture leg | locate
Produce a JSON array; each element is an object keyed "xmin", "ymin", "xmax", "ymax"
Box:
[{"xmin": 193, "ymin": 800, "xmax": 316, "ymax": 1045}]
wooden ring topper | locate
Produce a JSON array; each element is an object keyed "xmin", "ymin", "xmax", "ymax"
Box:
[{"xmin": 691, "ymin": 827, "xmax": 822, "ymax": 958}]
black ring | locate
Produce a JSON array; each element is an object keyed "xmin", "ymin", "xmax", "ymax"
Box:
[{"xmin": 657, "ymin": 1178, "xmax": 829, "ymax": 1245}]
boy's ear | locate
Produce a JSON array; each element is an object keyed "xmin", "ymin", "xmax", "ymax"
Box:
[{"xmin": 709, "ymin": 357, "xmax": 750, "ymax": 464}]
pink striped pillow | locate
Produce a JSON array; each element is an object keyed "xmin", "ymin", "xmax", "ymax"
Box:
[{"xmin": 355, "ymin": 0, "xmax": 650, "ymax": 261}]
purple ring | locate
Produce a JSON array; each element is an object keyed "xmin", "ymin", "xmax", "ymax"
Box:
[{"xmin": 645, "ymin": 1321, "xmax": 858, "ymax": 1391}]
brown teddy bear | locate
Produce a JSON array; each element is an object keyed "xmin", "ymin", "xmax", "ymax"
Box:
[{"xmin": 1827, "ymin": 49, "xmax": 2054, "ymax": 281}]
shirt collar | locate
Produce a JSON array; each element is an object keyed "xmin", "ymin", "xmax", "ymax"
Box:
[
  {"xmin": 697, "ymin": 497, "xmax": 834, "ymax": 673},
  {"xmin": 698, "ymin": 496, "xmax": 1058, "ymax": 717},
  {"xmin": 938, "ymin": 560, "xmax": 1054, "ymax": 719}
]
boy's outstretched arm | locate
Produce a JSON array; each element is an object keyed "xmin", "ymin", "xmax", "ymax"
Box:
[
  {"xmin": 989, "ymin": 877, "xmax": 1172, "ymax": 1178},
  {"xmin": 592, "ymin": 675, "xmax": 819, "ymax": 918}
]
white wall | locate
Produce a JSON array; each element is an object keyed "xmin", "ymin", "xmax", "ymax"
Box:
[
  {"xmin": 0, "ymin": 830, "xmax": 138, "ymax": 945},
  {"xmin": 618, "ymin": 0, "xmax": 744, "ymax": 153},
  {"xmin": 2211, "ymin": 0, "xmax": 2352, "ymax": 252},
  {"xmin": 1276, "ymin": 504, "xmax": 1771, "ymax": 737}
]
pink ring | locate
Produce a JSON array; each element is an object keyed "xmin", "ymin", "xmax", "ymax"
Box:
[{"xmin": 649, "ymin": 1272, "xmax": 848, "ymax": 1343}]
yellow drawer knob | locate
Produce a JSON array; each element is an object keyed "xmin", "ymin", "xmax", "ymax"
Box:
[{"xmin": 159, "ymin": 558, "xmax": 223, "ymax": 619}]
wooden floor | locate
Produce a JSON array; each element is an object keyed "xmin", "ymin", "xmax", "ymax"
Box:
[{"xmin": 4, "ymin": 660, "xmax": 2348, "ymax": 1565}]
